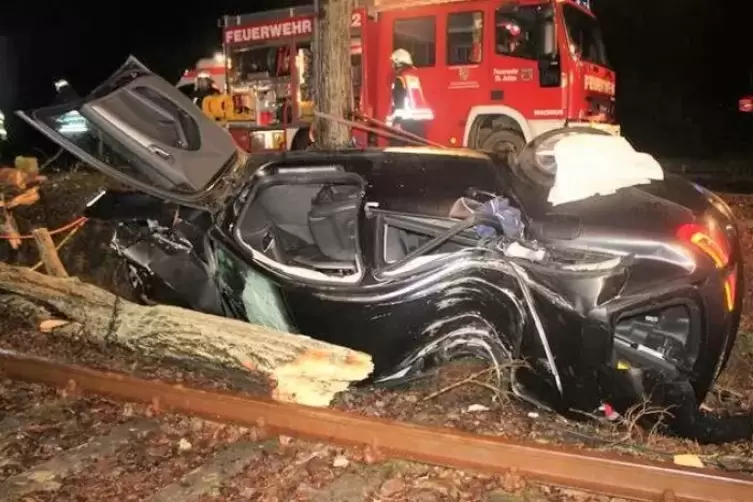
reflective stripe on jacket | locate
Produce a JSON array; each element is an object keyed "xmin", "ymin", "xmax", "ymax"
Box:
[{"xmin": 391, "ymin": 69, "xmax": 434, "ymax": 122}]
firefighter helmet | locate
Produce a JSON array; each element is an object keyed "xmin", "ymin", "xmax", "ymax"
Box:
[
  {"xmin": 390, "ymin": 49, "xmax": 413, "ymax": 68},
  {"xmin": 501, "ymin": 22, "xmax": 521, "ymax": 37},
  {"xmin": 54, "ymin": 79, "xmax": 70, "ymax": 92}
]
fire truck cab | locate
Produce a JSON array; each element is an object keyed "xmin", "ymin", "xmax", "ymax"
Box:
[{"xmin": 211, "ymin": 0, "xmax": 617, "ymax": 154}]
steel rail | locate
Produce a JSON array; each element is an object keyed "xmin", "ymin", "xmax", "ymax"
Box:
[{"xmin": 1, "ymin": 349, "xmax": 751, "ymax": 502}]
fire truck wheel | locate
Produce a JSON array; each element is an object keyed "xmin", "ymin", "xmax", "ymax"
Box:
[
  {"xmin": 479, "ymin": 129, "xmax": 526, "ymax": 162},
  {"xmin": 291, "ymin": 128, "xmax": 312, "ymax": 150}
]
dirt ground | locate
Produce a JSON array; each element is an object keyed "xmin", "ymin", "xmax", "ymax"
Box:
[
  {"xmin": 1, "ymin": 167, "xmax": 753, "ymax": 500},
  {"xmin": 0, "ymin": 378, "xmax": 639, "ymax": 502},
  {"xmin": 0, "ymin": 169, "xmax": 133, "ymax": 299}
]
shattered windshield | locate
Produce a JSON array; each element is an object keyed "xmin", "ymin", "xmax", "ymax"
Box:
[{"xmin": 561, "ymin": 4, "xmax": 609, "ymax": 67}]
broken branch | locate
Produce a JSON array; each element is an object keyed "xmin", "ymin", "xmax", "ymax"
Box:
[{"xmin": 0, "ymin": 263, "xmax": 374, "ymax": 407}]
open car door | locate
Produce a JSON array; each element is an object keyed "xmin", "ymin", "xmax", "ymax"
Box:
[{"xmin": 16, "ymin": 57, "xmax": 239, "ymax": 207}]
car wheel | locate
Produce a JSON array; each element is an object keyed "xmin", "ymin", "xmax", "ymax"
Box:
[
  {"xmin": 479, "ymin": 129, "xmax": 526, "ymax": 163},
  {"xmin": 291, "ymin": 128, "xmax": 312, "ymax": 151}
]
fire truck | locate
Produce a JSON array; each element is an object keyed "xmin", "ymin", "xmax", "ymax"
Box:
[
  {"xmin": 185, "ymin": 0, "xmax": 618, "ymax": 154},
  {"xmin": 740, "ymin": 96, "xmax": 753, "ymax": 113}
]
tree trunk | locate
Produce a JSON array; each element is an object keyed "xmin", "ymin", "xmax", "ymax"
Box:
[
  {"xmin": 0, "ymin": 263, "xmax": 373, "ymax": 407},
  {"xmin": 313, "ymin": 0, "xmax": 353, "ymax": 148}
]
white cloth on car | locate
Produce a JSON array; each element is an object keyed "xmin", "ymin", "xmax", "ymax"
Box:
[{"xmin": 547, "ymin": 134, "xmax": 664, "ymax": 206}]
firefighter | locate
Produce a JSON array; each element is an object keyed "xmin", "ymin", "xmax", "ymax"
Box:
[
  {"xmin": 496, "ymin": 21, "xmax": 524, "ymax": 55},
  {"xmin": 0, "ymin": 109, "xmax": 7, "ymax": 162},
  {"xmin": 192, "ymin": 71, "xmax": 220, "ymax": 108},
  {"xmin": 54, "ymin": 79, "xmax": 79, "ymax": 104},
  {"xmin": 386, "ymin": 48, "xmax": 434, "ymax": 146},
  {"xmin": 0, "ymin": 110, "xmax": 7, "ymax": 143}
]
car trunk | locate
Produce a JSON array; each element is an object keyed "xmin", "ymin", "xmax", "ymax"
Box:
[{"xmin": 505, "ymin": 173, "xmax": 710, "ymax": 243}]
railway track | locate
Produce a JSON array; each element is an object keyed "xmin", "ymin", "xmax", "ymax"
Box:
[{"xmin": 1, "ymin": 350, "xmax": 752, "ymax": 502}]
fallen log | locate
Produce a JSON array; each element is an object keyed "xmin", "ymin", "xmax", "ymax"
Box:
[{"xmin": 0, "ymin": 263, "xmax": 373, "ymax": 407}]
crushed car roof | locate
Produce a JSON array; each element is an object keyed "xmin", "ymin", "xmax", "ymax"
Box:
[{"xmin": 262, "ymin": 147, "xmax": 506, "ymax": 219}]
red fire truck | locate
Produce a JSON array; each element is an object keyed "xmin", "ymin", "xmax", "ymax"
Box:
[
  {"xmin": 192, "ymin": 0, "xmax": 618, "ymax": 154},
  {"xmin": 740, "ymin": 96, "xmax": 753, "ymax": 113}
]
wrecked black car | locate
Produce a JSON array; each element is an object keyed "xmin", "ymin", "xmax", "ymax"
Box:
[{"xmin": 18, "ymin": 58, "xmax": 746, "ymax": 442}]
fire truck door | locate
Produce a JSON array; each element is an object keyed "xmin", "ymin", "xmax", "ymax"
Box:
[
  {"xmin": 441, "ymin": 11, "xmax": 488, "ymax": 146},
  {"xmin": 490, "ymin": 6, "xmax": 564, "ymax": 132}
]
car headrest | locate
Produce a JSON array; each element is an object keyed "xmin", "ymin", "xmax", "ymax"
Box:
[{"xmin": 308, "ymin": 184, "xmax": 360, "ymax": 262}]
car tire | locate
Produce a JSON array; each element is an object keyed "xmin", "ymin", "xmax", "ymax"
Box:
[
  {"xmin": 291, "ymin": 128, "xmax": 312, "ymax": 151},
  {"xmin": 479, "ymin": 129, "xmax": 526, "ymax": 163}
]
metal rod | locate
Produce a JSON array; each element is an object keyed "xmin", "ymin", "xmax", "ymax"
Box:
[{"xmin": 2, "ymin": 349, "xmax": 752, "ymax": 502}]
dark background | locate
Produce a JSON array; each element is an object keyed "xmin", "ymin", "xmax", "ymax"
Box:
[{"xmin": 1, "ymin": 0, "xmax": 751, "ymax": 160}]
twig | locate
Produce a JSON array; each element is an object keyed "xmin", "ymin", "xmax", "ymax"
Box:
[
  {"xmin": 714, "ymin": 386, "xmax": 746, "ymax": 399},
  {"xmin": 567, "ymin": 408, "xmax": 610, "ymax": 423},
  {"xmin": 421, "ymin": 367, "xmax": 494, "ymax": 402},
  {"xmin": 617, "ymin": 398, "xmax": 674, "ymax": 444},
  {"xmin": 39, "ymin": 149, "xmax": 64, "ymax": 172},
  {"xmin": 467, "ymin": 380, "xmax": 512, "ymax": 403}
]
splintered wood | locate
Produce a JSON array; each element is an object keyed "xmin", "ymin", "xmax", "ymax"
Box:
[
  {"xmin": 0, "ymin": 263, "xmax": 374, "ymax": 407},
  {"xmin": 0, "ymin": 186, "xmax": 40, "ymax": 210},
  {"xmin": 31, "ymin": 228, "xmax": 69, "ymax": 277},
  {"xmin": 0, "ymin": 158, "xmax": 46, "ymax": 250},
  {"xmin": 0, "ymin": 158, "xmax": 46, "ymax": 203},
  {"xmin": 0, "ymin": 206, "xmax": 21, "ymax": 250}
]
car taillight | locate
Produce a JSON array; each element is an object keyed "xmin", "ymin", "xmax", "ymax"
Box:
[
  {"xmin": 676, "ymin": 223, "xmax": 730, "ymax": 269},
  {"xmin": 677, "ymin": 223, "xmax": 737, "ymax": 311},
  {"xmin": 723, "ymin": 267, "xmax": 738, "ymax": 312}
]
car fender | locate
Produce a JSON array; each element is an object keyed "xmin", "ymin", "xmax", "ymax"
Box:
[{"xmin": 369, "ymin": 265, "xmax": 529, "ymax": 387}]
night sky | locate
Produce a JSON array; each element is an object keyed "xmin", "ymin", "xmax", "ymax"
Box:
[{"xmin": 1, "ymin": 0, "xmax": 751, "ymax": 159}]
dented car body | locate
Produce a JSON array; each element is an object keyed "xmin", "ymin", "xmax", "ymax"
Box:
[{"xmin": 18, "ymin": 58, "xmax": 745, "ymax": 441}]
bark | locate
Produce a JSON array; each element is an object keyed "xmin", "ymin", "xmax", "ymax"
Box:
[
  {"xmin": 0, "ymin": 263, "xmax": 374, "ymax": 407},
  {"xmin": 313, "ymin": 0, "xmax": 353, "ymax": 148}
]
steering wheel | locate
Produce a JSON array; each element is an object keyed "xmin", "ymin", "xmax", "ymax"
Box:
[{"xmin": 515, "ymin": 126, "xmax": 613, "ymax": 187}]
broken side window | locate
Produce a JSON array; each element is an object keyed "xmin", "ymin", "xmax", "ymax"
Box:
[
  {"xmin": 214, "ymin": 244, "xmax": 298, "ymax": 333},
  {"xmin": 393, "ymin": 16, "xmax": 437, "ymax": 68},
  {"xmin": 447, "ymin": 11, "xmax": 484, "ymax": 66},
  {"xmin": 383, "ymin": 223, "xmax": 467, "ymax": 264}
]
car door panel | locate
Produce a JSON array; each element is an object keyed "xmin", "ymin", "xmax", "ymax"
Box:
[{"xmin": 17, "ymin": 56, "xmax": 238, "ymax": 207}]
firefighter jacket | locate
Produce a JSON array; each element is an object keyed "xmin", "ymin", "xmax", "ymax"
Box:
[
  {"xmin": 389, "ymin": 68, "xmax": 434, "ymax": 123},
  {"xmin": 0, "ymin": 110, "xmax": 7, "ymax": 141}
]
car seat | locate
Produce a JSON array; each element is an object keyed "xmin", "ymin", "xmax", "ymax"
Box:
[{"xmin": 292, "ymin": 184, "xmax": 360, "ymax": 271}]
